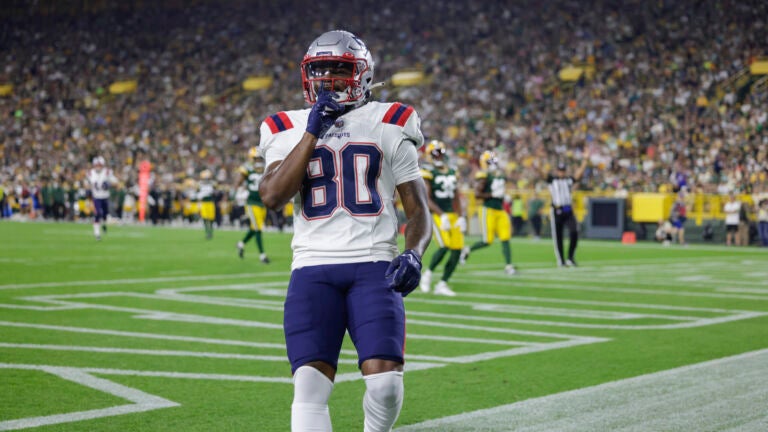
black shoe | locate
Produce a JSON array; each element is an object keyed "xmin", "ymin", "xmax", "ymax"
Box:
[{"xmin": 260, "ymin": 253, "xmax": 270, "ymax": 264}]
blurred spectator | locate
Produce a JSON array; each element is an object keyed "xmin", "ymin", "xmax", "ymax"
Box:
[
  {"xmin": 655, "ymin": 219, "xmax": 675, "ymax": 246},
  {"xmin": 670, "ymin": 192, "xmax": 688, "ymax": 245},
  {"xmin": 527, "ymin": 192, "xmax": 544, "ymax": 239},
  {"xmin": 723, "ymin": 192, "xmax": 742, "ymax": 246},
  {"xmin": 756, "ymin": 197, "xmax": 768, "ymax": 247},
  {"xmin": 0, "ymin": 0, "xmax": 765, "ymax": 227}
]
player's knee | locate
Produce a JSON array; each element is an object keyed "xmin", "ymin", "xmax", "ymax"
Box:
[
  {"xmin": 364, "ymin": 371, "xmax": 403, "ymax": 407},
  {"xmin": 293, "ymin": 366, "xmax": 334, "ymax": 404}
]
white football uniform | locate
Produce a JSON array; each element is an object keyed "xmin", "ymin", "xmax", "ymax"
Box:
[
  {"xmin": 87, "ymin": 168, "xmax": 117, "ymax": 199},
  {"xmin": 260, "ymin": 102, "xmax": 424, "ymax": 269}
]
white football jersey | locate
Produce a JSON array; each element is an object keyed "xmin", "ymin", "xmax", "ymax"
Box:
[
  {"xmin": 260, "ymin": 102, "xmax": 424, "ymax": 269},
  {"xmin": 87, "ymin": 168, "xmax": 117, "ymax": 199}
]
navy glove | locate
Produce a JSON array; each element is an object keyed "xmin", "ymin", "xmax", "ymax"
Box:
[
  {"xmin": 306, "ymin": 91, "xmax": 344, "ymax": 138},
  {"xmin": 385, "ymin": 249, "xmax": 422, "ymax": 297}
]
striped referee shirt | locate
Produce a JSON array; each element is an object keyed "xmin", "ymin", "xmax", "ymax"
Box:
[{"xmin": 547, "ymin": 175, "xmax": 574, "ymax": 207}]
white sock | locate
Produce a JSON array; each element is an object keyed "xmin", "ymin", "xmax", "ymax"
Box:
[
  {"xmin": 93, "ymin": 224, "xmax": 101, "ymax": 238},
  {"xmin": 363, "ymin": 371, "xmax": 404, "ymax": 432},
  {"xmin": 292, "ymin": 366, "xmax": 334, "ymax": 432}
]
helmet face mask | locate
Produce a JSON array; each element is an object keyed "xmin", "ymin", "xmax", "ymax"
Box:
[
  {"xmin": 248, "ymin": 147, "xmax": 265, "ymax": 171},
  {"xmin": 426, "ymin": 140, "xmax": 447, "ymax": 168},
  {"xmin": 480, "ymin": 151, "xmax": 500, "ymax": 171},
  {"xmin": 301, "ymin": 30, "xmax": 374, "ymax": 108}
]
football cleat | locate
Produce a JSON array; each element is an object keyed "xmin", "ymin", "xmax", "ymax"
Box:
[
  {"xmin": 566, "ymin": 259, "xmax": 578, "ymax": 267},
  {"xmin": 505, "ymin": 264, "xmax": 517, "ymax": 275},
  {"xmin": 459, "ymin": 246, "xmax": 471, "ymax": 265},
  {"xmin": 237, "ymin": 241, "xmax": 244, "ymax": 259},
  {"xmin": 420, "ymin": 269, "xmax": 432, "ymax": 293},
  {"xmin": 260, "ymin": 253, "xmax": 270, "ymax": 264},
  {"xmin": 433, "ymin": 281, "xmax": 456, "ymax": 297}
]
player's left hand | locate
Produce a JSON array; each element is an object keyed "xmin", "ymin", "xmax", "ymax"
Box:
[
  {"xmin": 385, "ymin": 249, "xmax": 422, "ymax": 297},
  {"xmin": 455, "ymin": 216, "xmax": 467, "ymax": 232}
]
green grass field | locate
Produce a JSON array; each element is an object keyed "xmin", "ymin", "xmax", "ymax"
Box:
[{"xmin": 1, "ymin": 221, "xmax": 767, "ymax": 431}]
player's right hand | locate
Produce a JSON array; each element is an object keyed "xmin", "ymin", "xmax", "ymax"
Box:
[
  {"xmin": 306, "ymin": 91, "xmax": 344, "ymax": 138},
  {"xmin": 439, "ymin": 213, "xmax": 451, "ymax": 231},
  {"xmin": 385, "ymin": 249, "xmax": 422, "ymax": 297}
]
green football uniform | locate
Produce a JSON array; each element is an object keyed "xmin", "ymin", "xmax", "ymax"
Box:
[
  {"xmin": 476, "ymin": 170, "xmax": 507, "ymax": 210},
  {"xmin": 239, "ymin": 163, "xmax": 264, "ymax": 206},
  {"xmin": 422, "ymin": 166, "xmax": 458, "ymax": 213}
]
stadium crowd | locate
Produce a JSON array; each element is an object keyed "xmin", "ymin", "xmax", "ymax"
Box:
[{"xmin": 1, "ymin": 0, "xmax": 767, "ymax": 241}]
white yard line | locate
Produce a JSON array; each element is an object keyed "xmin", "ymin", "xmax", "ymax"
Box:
[
  {"xmin": 0, "ymin": 273, "xmax": 288, "ymax": 290},
  {"xmin": 451, "ymin": 277, "xmax": 768, "ymax": 301},
  {"xmin": 395, "ymin": 348, "xmax": 768, "ymax": 432},
  {"xmin": 0, "ymin": 364, "xmax": 179, "ymax": 431},
  {"xmin": 0, "ymin": 320, "xmax": 287, "ymax": 350},
  {"xmin": 407, "ymin": 309, "xmax": 766, "ymax": 331},
  {"xmin": 0, "ymin": 343, "xmax": 298, "ymax": 363}
]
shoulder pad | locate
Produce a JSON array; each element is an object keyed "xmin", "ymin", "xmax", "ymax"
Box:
[
  {"xmin": 264, "ymin": 112, "xmax": 294, "ymax": 134},
  {"xmin": 475, "ymin": 171, "xmax": 488, "ymax": 179},
  {"xmin": 420, "ymin": 168, "xmax": 434, "ymax": 179},
  {"xmin": 381, "ymin": 102, "xmax": 415, "ymax": 127}
]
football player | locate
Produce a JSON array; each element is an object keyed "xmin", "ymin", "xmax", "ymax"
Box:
[
  {"xmin": 257, "ymin": 30, "xmax": 431, "ymax": 432},
  {"xmin": 86, "ymin": 156, "xmax": 118, "ymax": 240},
  {"xmin": 419, "ymin": 140, "xmax": 465, "ymax": 296},
  {"xmin": 236, "ymin": 147, "xmax": 270, "ymax": 263},
  {"xmin": 196, "ymin": 169, "xmax": 216, "ymax": 239},
  {"xmin": 462, "ymin": 151, "xmax": 516, "ymax": 275}
]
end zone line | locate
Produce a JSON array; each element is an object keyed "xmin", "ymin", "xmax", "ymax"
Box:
[{"xmin": 395, "ymin": 348, "xmax": 768, "ymax": 432}]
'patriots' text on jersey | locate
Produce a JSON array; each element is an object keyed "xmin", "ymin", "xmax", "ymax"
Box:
[{"xmin": 260, "ymin": 102, "xmax": 424, "ymax": 269}]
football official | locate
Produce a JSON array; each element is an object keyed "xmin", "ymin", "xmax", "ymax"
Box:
[{"xmin": 544, "ymin": 150, "xmax": 589, "ymax": 267}]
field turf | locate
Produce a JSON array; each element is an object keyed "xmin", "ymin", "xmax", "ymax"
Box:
[{"xmin": 1, "ymin": 221, "xmax": 767, "ymax": 431}]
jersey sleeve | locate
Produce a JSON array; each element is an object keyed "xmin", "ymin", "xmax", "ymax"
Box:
[
  {"xmin": 391, "ymin": 140, "xmax": 421, "ymax": 186},
  {"xmin": 475, "ymin": 171, "xmax": 488, "ymax": 180},
  {"xmin": 401, "ymin": 107, "xmax": 424, "ymax": 149},
  {"xmin": 259, "ymin": 111, "xmax": 305, "ymax": 168},
  {"xmin": 420, "ymin": 168, "xmax": 434, "ymax": 180}
]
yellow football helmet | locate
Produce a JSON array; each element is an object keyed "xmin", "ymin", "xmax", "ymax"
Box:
[
  {"xmin": 479, "ymin": 150, "xmax": 499, "ymax": 171},
  {"xmin": 200, "ymin": 169, "xmax": 213, "ymax": 180},
  {"xmin": 426, "ymin": 140, "xmax": 447, "ymax": 167}
]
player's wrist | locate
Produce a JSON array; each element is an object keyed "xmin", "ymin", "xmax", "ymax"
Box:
[{"xmin": 403, "ymin": 249, "xmax": 421, "ymax": 264}]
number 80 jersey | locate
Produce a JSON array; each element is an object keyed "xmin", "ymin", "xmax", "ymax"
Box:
[{"xmin": 260, "ymin": 102, "xmax": 424, "ymax": 269}]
